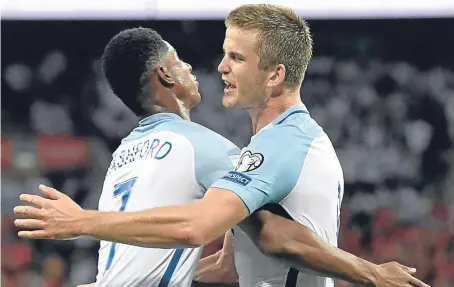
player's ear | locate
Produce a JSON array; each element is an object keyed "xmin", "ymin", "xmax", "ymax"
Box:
[
  {"xmin": 267, "ymin": 64, "xmax": 286, "ymax": 88},
  {"xmin": 156, "ymin": 66, "xmax": 175, "ymax": 88}
]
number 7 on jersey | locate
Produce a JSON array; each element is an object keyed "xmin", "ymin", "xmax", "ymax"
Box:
[{"xmin": 104, "ymin": 177, "xmax": 138, "ymax": 272}]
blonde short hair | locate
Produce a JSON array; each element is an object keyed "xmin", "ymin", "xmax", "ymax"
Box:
[{"xmin": 226, "ymin": 4, "xmax": 313, "ymax": 88}]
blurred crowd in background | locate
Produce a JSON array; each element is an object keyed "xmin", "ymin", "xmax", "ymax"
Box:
[{"xmin": 2, "ymin": 19, "xmax": 454, "ymax": 286}]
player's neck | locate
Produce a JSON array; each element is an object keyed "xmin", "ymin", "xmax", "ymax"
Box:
[
  {"xmin": 146, "ymin": 90, "xmax": 191, "ymax": 120},
  {"xmin": 248, "ymin": 90, "xmax": 302, "ymax": 135},
  {"xmin": 145, "ymin": 105, "xmax": 190, "ymax": 121}
]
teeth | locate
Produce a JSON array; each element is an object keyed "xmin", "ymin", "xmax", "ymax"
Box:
[{"xmin": 224, "ymin": 81, "xmax": 235, "ymax": 89}]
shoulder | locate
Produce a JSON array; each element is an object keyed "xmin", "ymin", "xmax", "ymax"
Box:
[
  {"xmin": 250, "ymin": 114, "xmax": 325, "ymax": 151},
  {"xmin": 163, "ymin": 120, "xmax": 240, "ymax": 158}
]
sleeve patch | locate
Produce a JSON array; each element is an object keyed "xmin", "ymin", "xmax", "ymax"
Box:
[
  {"xmin": 235, "ymin": 150, "xmax": 264, "ymax": 172},
  {"xmin": 222, "ymin": 171, "xmax": 252, "ymax": 186}
]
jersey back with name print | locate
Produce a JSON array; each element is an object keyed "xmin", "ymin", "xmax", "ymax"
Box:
[
  {"xmin": 212, "ymin": 104, "xmax": 344, "ymax": 287},
  {"xmin": 95, "ymin": 113, "xmax": 239, "ymax": 287}
]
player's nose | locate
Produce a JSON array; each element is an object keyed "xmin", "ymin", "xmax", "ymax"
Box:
[{"xmin": 218, "ymin": 55, "xmax": 230, "ymax": 74}]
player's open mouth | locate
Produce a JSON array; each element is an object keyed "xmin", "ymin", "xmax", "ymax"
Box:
[{"xmin": 224, "ymin": 82, "xmax": 236, "ymax": 92}]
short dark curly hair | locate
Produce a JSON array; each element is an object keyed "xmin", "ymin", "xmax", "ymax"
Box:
[{"xmin": 101, "ymin": 27, "xmax": 170, "ymax": 116}]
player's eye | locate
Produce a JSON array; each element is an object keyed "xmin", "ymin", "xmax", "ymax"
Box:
[{"xmin": 229, "ymin": 53, "xmax": 242, "ymax": 62}]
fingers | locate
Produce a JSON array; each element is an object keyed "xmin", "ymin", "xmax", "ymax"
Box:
[
  {"xmin": 404, "ymin": 267, "xmax": 416, "ymax": 274},
  {"xmin": 17, "ymin": 230, "xmax": 52, "ymax": 239},
  {"xmin": 402, "ymin": 266, "xmax": 417, "ymax": 274},
  {"xmin": 15, "ymin": 186, "xmax": 63, "ymax": 214},
  {"xmin": 408, "ymin": 276, "xmax": 431, "ymax": 287},
  {"xmin": 39, "ymin": 184, "xmax": 65, "ymax": 200},
  {"xmin": 14, "ymin": 219, "xmax": 45, "ymax": 229},
  {"xmin": 14, "ymin": 205, "xmax": 46, "ymax": 218},
  {"xmin": 397, "ymin": 263, "xmax": 416, "ymax": 274},
  {"xmin": 224, "ymin": 230, "xmax": 233, "ymax": 244},
  {"xmin": 387, "ymin": 261, "xmax": 416, "ymax": 274},
  {"xmin": 18, "ymin": 194, "xmax": 49, "ymax": 208},
  {"xmin": 223, "ymin": 230, "xmax": 234, "ymax": 253}
]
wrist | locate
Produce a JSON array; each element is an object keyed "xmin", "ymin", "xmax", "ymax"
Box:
[
  {"xmin": 360, "ymin": 261, "xmax": 380, "ymax": 287},
  {"xmin": 75, "ymin": 210, "xmax": 98, "ymax": 237}
]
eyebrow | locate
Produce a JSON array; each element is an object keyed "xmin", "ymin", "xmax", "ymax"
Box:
[{"xmin": 223, "ymin": 46, "xmax": 244, "ymax": 59}]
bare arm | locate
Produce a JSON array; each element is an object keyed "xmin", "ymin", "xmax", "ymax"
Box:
[
  {"xmin": 240, "ymin": 210, "xmax": 430, "ymax": 287},
  {"xmin": 13, "ymin": 186, "xmax": 430, "ymax": 287},
  {"xmin": 79, "ymin": 188, "xmax": 248, "ymax": 247},
  {"xmin": 14, "ymin": 185, "xmax": 248, "ymax": 248},
  {"xmin": 239, "ymin": 210, "xmax": 376, "ymax": 284}
]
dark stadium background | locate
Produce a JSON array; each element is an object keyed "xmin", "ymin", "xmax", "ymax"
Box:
[{"xmin": 2, "ymin": 18, "xmax": 454, "ymax": 286}]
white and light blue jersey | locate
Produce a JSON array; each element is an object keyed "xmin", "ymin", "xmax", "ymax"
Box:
[
  {"xmin": 95, "ymin": 113, "xmax": 239, "ymax": 287},
  {"xmin": 212, "ymin": 104, "xmax": 345, "ymax": 287}
]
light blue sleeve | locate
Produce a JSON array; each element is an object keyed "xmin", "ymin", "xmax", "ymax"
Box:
[
  {"xmin": 179, "ymin": 123, "xmax": 240, "ymax": 191},
  {"xmin": 211, "ymin": 125, "xmax": 315, "ymax": 214}
]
